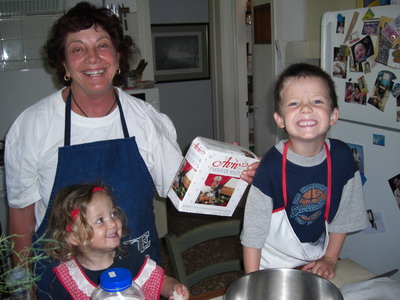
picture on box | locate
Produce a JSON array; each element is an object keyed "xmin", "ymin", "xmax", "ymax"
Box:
[
  {"xmin": 171, "ymin": 161, "xmax": 194, "ymax": 199},
  {"xmin": 195, "ymin": 174, "xmax": 238, "ymax": 206}
]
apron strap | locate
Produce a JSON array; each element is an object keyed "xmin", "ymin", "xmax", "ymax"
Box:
[
  {"xmin": 115, "ymin": 90, "xmax": 130, "ymax": 139},
  {"xmin": 323, "ymin": 142, "xmax": 332, "ymax": 221},
  {"xmin": 64, "ymin": 89, "xmax": 130, "ymax": 147},
  {"xmin": 65, "ymin": 89, "xmax": 72, "ymax": 146}
]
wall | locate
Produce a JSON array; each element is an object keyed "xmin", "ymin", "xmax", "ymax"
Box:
[
  {"xmin": 272, "ymin": 0, "xmax": 356, "ymax": 67},
  {"xmin": 0, "ymin": 14, "xmax": 61, "ymax": 140},
  {"xmin": 149, "ymin": 0, "xmax": 213, "ymax": 151},
  {"xmin": 306, "ymin": 0, "xmax": 357, "ymax": 59}
]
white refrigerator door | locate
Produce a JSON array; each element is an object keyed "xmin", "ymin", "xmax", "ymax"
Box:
[
  {"xmin": 329, "ymin": 122, "xmax": 400, "ymax": 281},
  {"xmin": 322, "ymin": 5, "xmax": 400, "ymax": 280},
  {"xmin": 321, "ymin": 5, "xmax": 400, "ymax": 131}
]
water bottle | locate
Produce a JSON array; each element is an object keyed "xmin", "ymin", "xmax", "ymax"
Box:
[
  {"xmin": 91, "ymin": 268, "xmax": 145, "ymax": 300},
  {"xmin": 6, "ymin": 267, "xmax": 32, "ymax": 300}
]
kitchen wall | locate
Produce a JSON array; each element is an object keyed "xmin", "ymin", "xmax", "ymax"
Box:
[
  {"xmin": 149, "ymin": 0, "xmax": 213, "ymax": 152},
  {"xmin": 306, "ymin": 0, "xmax": 357, "ymax": 59},
  {"xmin": 0, "ymin": 15, "xmax": 62, "ymax": 140}
]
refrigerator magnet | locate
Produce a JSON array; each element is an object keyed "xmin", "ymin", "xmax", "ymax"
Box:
[
  {"xmin": 336, "ymin": 14, "xmax": 345, "ymax": 34},
  {"xmin": 344, "ymin": 12, "xmax": 359, "ymax": 43},
  {"xmin": 333, "ymin": 47, "xmax": 348, "ymax": 78},
  {"xmin": 372, "ymin": 134, "xmax": 385, "ymax": 146},
  {"xmin": 362, "ymin": 8, "xmax": 375, "ymax": 22},
  {"xmin": 375, "ymin": 16, "xmax": 396, "ymax": 65},
  {"xmin": 367, "ymin": 70, "xmax": 396, "ymax": 112},
  {"xmin": 350, "ymin": 36, "xmax": 374, "ymax": 72},
  {"xmin": 362, "ymin": 18, "xmax": 379, "ymax": 36},
  {"xmin": 388, "ymin": 174, "xmax": 400, "ymax": 209},
  {"xmin": 392, "ymin": 83, "xmax": 400, "ymax": 100},
  {"xmin": 382, "ymin": 15, "xmax": 400, "ymax": 43}
]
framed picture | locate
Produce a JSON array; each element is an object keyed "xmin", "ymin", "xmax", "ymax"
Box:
[{"xmin": 151, "ymin": 23, "xmax": 209, "ymax": 83}]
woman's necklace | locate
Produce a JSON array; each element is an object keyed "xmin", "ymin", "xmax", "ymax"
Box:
[{"xmin": 71, "ymin": 91, "xmax": 117, "ymax": 117}]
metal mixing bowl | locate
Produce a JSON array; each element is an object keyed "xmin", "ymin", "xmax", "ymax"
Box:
[{"xmin": 225, "ymin": 269, "xmax": 343, "ymax": 300}]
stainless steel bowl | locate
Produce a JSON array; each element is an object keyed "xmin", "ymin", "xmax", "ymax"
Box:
[{"xmin": 225, "ymin": 269, "xmax": 343, "ymax": 300}]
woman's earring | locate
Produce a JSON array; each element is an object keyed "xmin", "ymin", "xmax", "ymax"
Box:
[
  {"xmin": 64, "ymin": 74, "xmax": 71, "ymax": 81},
  {"xmin": 116, "ymin": 68, "xmax": 121, "ymax": 75}
]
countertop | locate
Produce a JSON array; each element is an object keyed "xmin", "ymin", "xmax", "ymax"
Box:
[{"xmin": 196, "ymin": 258, "xmax": 376, "ymax": 300}]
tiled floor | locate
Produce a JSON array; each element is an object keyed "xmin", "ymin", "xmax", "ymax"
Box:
[{"xmin": 160, "ymin": 202, "xmax": 245, "ymax": 296}]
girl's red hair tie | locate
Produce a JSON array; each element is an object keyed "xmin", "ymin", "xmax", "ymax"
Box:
[
  {"xmin": 92, "ymin": 187, "xmax": 105, "ymax": 193},
  {"xmin": 67, "ymin": 208, "xmax": 80, "ymax": 232}
]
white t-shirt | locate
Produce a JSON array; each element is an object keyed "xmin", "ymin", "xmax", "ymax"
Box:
[{"xmin": 5, "ymin": 88, "xmax": 183, "ymax": 228}]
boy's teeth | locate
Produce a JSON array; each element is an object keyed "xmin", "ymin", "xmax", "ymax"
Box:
[{"xmin": 299, "ymin": 120, "xmax": 316, "ymax": 126}]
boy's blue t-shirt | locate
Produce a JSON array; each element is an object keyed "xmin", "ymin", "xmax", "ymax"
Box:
[{"xmin": 252, "ymin": 138, "xmax": 358, "ymax": 243}]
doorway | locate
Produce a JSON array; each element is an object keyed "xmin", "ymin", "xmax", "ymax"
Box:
[
  {"xmin": 248, "ymin": 0, "xmax": 276, "ymax": 157},
  {"xmin": 209, "ymin": 0, "xmax": 277, "ymax": 157}
]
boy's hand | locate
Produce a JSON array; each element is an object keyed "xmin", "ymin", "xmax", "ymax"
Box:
[{"xmin": 300, "ymin": 256, "xmax": 337, "ymax": 279}]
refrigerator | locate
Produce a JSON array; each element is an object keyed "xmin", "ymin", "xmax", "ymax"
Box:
[{"xmin": 321, "ymin": 5, "xmax": 400, "ymax": 280}]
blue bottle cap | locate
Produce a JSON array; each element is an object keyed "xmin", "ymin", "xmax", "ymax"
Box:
[{"xmin": 100, "ymin": 268, "xmax": 132, "ymax": 292}]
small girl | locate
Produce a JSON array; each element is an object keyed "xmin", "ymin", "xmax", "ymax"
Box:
[{"xmin": 46, "ymin": 183, "xmax": 189, "ymax": 300}]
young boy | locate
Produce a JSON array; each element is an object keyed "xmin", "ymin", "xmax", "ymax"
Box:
[{"xmin": 241, "ymin": 63, "xmax": 368, "ymax": 279}]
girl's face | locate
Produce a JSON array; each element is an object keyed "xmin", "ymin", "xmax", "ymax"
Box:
[
  {"xmin": 84, "ymin": 192, "xmax": 122, "ymax": 253},
  {"xmin": 63, "ymin": 26, "xmax": 119, "ymax": 97},
  {"xmin": 274, "ymin": 77, "xmax": 338, "ymax": 145}
]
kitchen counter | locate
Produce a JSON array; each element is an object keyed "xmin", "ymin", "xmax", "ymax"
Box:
[
  {"xmin": 193, "ymin": 258, "xmax": 376, "ymax": 300},
  {"xmin": 329, "ymin": 258, "xmax": 376, "ymax": 288}
]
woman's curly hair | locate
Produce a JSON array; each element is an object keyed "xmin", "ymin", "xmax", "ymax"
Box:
[
  {"xmin": 46, "ymin": 183, "xmax": 127, "ymax": 261},
  {"xmin": 44, "ymin": 1, "xmax": 133, "ymax": 86}
]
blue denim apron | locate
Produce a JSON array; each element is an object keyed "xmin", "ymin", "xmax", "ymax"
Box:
[{"xmin": 35, "ymin": 90, "xmax": 160, "ymax": 299}]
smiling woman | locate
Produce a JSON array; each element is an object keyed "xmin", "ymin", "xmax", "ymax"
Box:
[{"xmin": 4, "ymin": 2, "xmax": 184, "ymax": 299}]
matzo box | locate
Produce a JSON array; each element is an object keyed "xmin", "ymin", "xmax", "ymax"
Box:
[{"xmin": 168, "ymin": 137, "xmax": 259, "ymax": 216}]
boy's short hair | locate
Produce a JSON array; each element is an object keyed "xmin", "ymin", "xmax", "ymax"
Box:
[{"xmin": 274, "ymin": 63, "xmax": 338, "ymax": 114}]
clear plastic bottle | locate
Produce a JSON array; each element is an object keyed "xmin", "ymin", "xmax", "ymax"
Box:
[
  {"xmin": 6, "ymin": 267, "xmax": 32, "ymax": 300},
  {"xmin": 91, "ymin": 267, "xmax": 144, "ymax": 300}
]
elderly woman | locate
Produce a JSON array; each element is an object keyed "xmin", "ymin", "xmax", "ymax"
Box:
[{"xmin": 5, "ymin": 2, "xmax": 182, "ymax": 297}]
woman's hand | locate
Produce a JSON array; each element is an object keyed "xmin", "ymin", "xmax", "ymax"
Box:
[
  {"xmin": 240, "ymin": 161, "xmax": 260, "ymax": 184},
  {"xmin": 301, "ymin": 256, "xmax": 337, "ymax": 279},
  {"xmin": 230, "ymin": 140, "xmax": 260, "ymax": 184}
]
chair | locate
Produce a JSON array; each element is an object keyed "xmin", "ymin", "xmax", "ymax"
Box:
[{"xmin": 164, "ymin": 219, "xmax": 243, "ymax": 287}]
